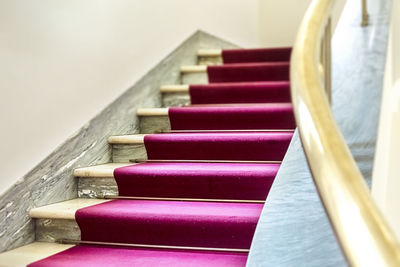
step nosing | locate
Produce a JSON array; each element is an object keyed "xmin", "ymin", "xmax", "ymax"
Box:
[
  {"xmin": 197, "ymin": 49, "xmax": 222, "ymax": 57},
  {"xmin": 137, "ymin": 108, "xmax": 169, "ymax": 116},
  {"xmin": 74, "ymin": 163, "xmax": 132, "ymax": 177},
  {"xmin": 180, "ymin": 65, "xmax": 208, "ymax": 73},
  {"xmin": 108, "ymin": 134, "xmax": 146, "ymax": 144}
]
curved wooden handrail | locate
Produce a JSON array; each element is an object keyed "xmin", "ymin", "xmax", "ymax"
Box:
[{"xmin": 290, "ymin": 0, "xmax": 400, "ymax": 265}]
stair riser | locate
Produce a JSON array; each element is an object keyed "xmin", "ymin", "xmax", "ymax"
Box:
[
  {"xmin": 181, "ymin": 72, "xmax": 208, "ymax": 85},
  {"xmin": 198, "ymin": 56, "xmax": 222, "ymax": 66},
  {"xmin": 78, "ymin": 177, "xmax": 118, "ymax": 198},
  {"xmin": 112, "ymin": 144, "xmax": 147, "ymax": 163},
  {"xmin": 35, "ymin": 219, "xmax": 80, "ymax": 243},
  {"xmin": 162, "ymin": 92, "xmax": 190, "ymax": 107},
  {"xmin": 139, "ymin": 116, "xmax": 170, "ymax": 134}
]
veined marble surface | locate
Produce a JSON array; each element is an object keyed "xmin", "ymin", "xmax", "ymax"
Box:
[
  {"xmin": 0, "ymin": 30, "xmax": 238, "ymax": 253},
  {"xmin": 247, "ymin": 0, "xmax": 391, "ymax": 266}
]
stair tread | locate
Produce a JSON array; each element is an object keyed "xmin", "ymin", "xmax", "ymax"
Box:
[
  {"xmin": 79, "ymin": 199, "xmax": 263, "ymax": 218},
  {"xmin": 0, "ymin": 242, "xmax": 73, "ymax": 266},
  {"xmin": 74, "ymin": 163, "xmax": 133, "ymax": 178},
  {"xmin": 29, "ymin": 199, "xmax": 110, "ymax": 220},
  {"xmin": 115, "ymin": 162, "xmax": 279, "ymax": 200},
  {"xmin": 108, "ymin": 134, "xmax": 145, "ymax": 144},
  {"xmin": 160, "ymin": 85, "xmax": 189, "ymax": 93},
  {"xmin": 197, "ymin": 49, "xmax": 222, "ymax": 57},
  {"xmin": 137, "ymin": 108, "xmax": 169, "ymax": 116},
  {"xmin": 27, "ymin": 244, "xmax": 247, "ymax": 267},
  {"xmin": 180, "ymin": 65, "xmax": 207, "ymax": 73},
  {"xmin": 76, "ymin": 199, "xmax": 262, "ymax": 249}
]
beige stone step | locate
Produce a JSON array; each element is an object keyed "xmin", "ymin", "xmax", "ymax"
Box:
[
  {"xmin": 136, "ymin": 109, "xmax": 171, "ymax": 134},
  {"xmin": 30, "ymin": 199, "xmax": 109, "ymax": 220},
  {"xmin": 160, "ymin": 85, "xmax": 191, "ymax": 107},
  {"xmin": 74, "ymin": 163, "xmax": 133, "ymax": 198},
  {"xmin": 197, "ymin": 49, "xmax": 222, "ymax": 57},
  {"xmin": 180, "ymin": 65, "xmax": 208, "ymax": 84},
  {"xmin": 74, "ymin": 163, "xmax": 132, "ymax": 178},
  {"xmin": 0, "ymin": 242, "xmax": 73, "ymax": 267},
  {"xmin": 160, "ymin": 85, "xmax": 190, "ymax": 93},
  {"xmin": 108, "ymin": 134, "xmax": 148, "ymax": 163},
  {"xmin": 29, "ymin": 199, "xmax": 110, "ymax": 243},
  {"xmin": 197, "ymin": 49, "xmax": 223, "ymax": 66},
  {"xmin": 108, "ymin": 134, "xmax": 146, "ymax": 144}
]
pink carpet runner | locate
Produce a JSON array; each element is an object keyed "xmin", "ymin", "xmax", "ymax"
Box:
[
  {"xmin": 207, "ymin": 62, "xmax": 289, "ymax": 83},
  {"xmin": 222, "ymin": 47, "xmax": 292, "ymax": 63},
  {"xmin": 115, "ymin": 163, "xmax": 279, "ymax": 200},
  {"xmin": 29, "ymin": 47, "xmax": 293, "ymax": 266},
  {"xmin": 189, "ymin": 81, "xmax": 291, "ymax": 104}
]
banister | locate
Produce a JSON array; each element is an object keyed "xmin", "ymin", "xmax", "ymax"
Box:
[{"xmin": 290, "ymin": 0, "xmax": 400, "ymax": 265}]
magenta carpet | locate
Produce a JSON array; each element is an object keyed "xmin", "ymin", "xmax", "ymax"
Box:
[
  {"xmin": 29, "ymin": 246, "xmax": 248, "ymax": 267},
  {"xmin": 29, "ymin": 47, "xmax": 294, "ymax": 266},
  {"xmin": 189, "ymin": 81, "xmax": 291, "ymax": 104},
  {"xmin": 207, "ymin": 62, "xmax": 289, "ymax": 83},
  {"xmin": 144, "ymin": 132, "xmax": 293, "ymax": 161},
  {"xmin": 222, "ymin": 47, "xmax": 292, "ymax": 63},
  {"xmin": 169, "ymin": 104, "xmax": 295, "ymax": 130},
  {"xmin": 115, "ymin": 163, "xmax": 279, "ymax": 200}
]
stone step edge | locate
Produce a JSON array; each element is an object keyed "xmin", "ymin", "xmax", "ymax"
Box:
[
  {"xmin": 108, "ymin": 134, "xmax": 146, "ymax": 144},
  {"xmin": 74, "ymin": 163, "xmax": 133, "ymax": 178},
  {"xmin": 180, "ymin": 65, "xmax": 207, "ymax": 73},
  {"xmin": 0, "ymin": 242, "xmax": 74, "ymax": 266},
  {"xmin": 137, "ymin": 108, "xmax": 169, "ymax": 116},
  {"xmin": 160, "ymin": 85, "xmax": 190, "ymax": 93},
  {"xmin": 197, "ymin": 49, "xmax": 222, "ymax": 57},
  {"xmin": 29, "ymin": 199, "xmax": 110, "ymax": 220}
]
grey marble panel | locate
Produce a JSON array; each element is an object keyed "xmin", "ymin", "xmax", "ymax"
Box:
[
  {"xmin": 112, "ymin": 144, "xmax": 147, "ymax": 163},
  {"xmin": 78, "ymin": 178, "xmax": 118, "ymax": 198},
  {"xmin": 0, "ymin": 30, "xmax": 238, "ymax": 252},
  {"xmin": 247, "ymin": 0, "xmax": 391, "ymax": 266},
  {"xmin": 35, "ymin": 219, "xmax": 80, "ymax": 243},
  {"xmin": 162, "ymin": 92, "xmax": 191, "ymax": 107},
  {"xmin": 139, "ymin": 116, "xmax": 171, "ymax": 134},
  {"xmin": 197, "ymin": 56, "xmax": 222, "ymax": 66},
  {"xmin": 181, "ymin": 72, "xmax": 208, "ymax": 85}
]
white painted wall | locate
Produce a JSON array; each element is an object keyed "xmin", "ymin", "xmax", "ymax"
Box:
[
  {"xmin": 0, "ymin": 0, "xmax": 311, "ymax": 195},
  {"xmin": 372, "ymin": 0, "xmax": 400, "ymax": 239}
]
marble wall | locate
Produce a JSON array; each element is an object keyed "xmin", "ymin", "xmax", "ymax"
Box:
[{"xmin": 0, "ymin": 30, "xmax": 237, "ymax": 252}]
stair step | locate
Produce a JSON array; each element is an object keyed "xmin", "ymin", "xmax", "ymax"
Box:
[
  {"xmin": 144, "ymin": 132, "xmax": 293, "ymax": 161},
  {"xmin": 114, "ymin": 162, "xmax": 279, "ymax": 200},
  {"xmin": 160, "ymin": 85, "xmax": 190, "ymax": 107},
  {"xmin": 30, "ymin": 199, "xmax": 109, "ymax": 220},
  {"xmin": 108, "ymin": 131, "xmax": 292, "ymax": 162},
  {"xmin": 27, "ymin": 243, "xmax": 247, "ymax": 267},
  {"xmin": 76, "ymin": 199, "xmax": 263, "ymax": 249},
  {"xmin": 168, "ymin": 104, "xmax": 295, "ymax": 130},
  {"xmin": 197, "ymin": 49, "xmax": 223, "ymax": 66},
  {"xmin": 138, "ymin": 104, "xmax": 295, "ymax": 133},
  {"xmin": 0, "ymin": 242, "xmax": 73, "ymax": 267},
  {"xmin": 108, "ymin": 134, "xmax": 147, "ymax": 163},
  {"xmin": 137, "ymin": 108, "xmax": 170, "ymax": 134},
  {"xmin": 29, "ymin": 199, "xmax": 110, "ymax": 242},
  {"xmin": 180, "ymin": 65, "xmax": 208, "ymax": 84},
  {"xmin": 197, "ymin": 49, "xmax": 222, "ymax": 57},
  {"xmin": 160, "ymin": 81, "xmax": 292, "ymax": 107},
  {"xmin": 28, "ymin": 198, "xmax": 262, "ymax": 249},
  {"xmin": 74, "ymin": 163, "xmax": 132, "ymax": 198}
]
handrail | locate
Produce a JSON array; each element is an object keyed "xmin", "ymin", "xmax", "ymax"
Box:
[{"xmin": 290, "ymin": 0, "xmax": 400, "ymax": 266}]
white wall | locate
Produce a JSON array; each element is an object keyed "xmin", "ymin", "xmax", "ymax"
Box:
[
  {"xmin": 258, "ymin": 0, "xmax": 311, "ymax": 47},
  {"xmin": 0, "ymin": 0, "xmax": 311, "ymax": 195},
  {"xmin": 372, "ymin": 0, "xmax": 400, "ymax": 240}
]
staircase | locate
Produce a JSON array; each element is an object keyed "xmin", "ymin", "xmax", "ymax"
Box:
[{"xmin": 0, "ymin": 47, "xmax": 294, "ymax": 266}]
